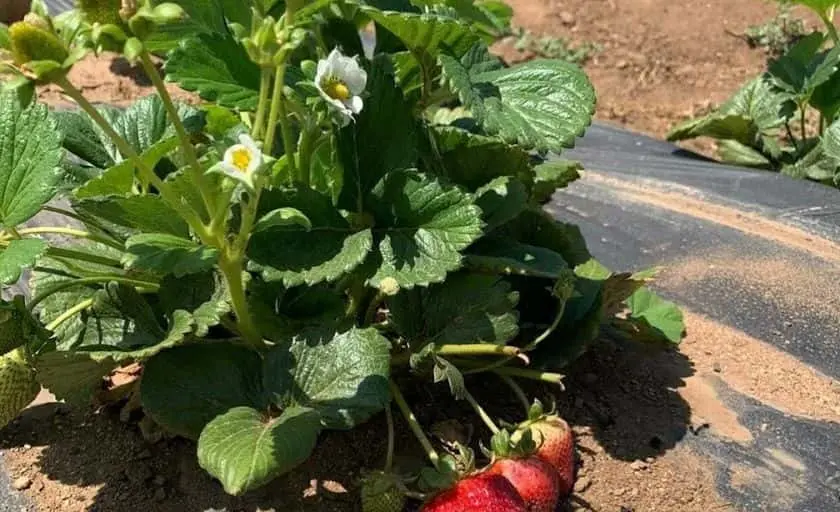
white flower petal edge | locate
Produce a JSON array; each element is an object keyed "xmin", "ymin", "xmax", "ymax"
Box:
[{"xmin": 315, "ymin": 48, "xmax": 368, "ymax": 125}]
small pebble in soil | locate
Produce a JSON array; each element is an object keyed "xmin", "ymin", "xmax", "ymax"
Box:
[
  {"xmin": 574, "ymin": 476, "xmax": 592, "ymax": 493},
  {"xmin": 712, "ymin": 362, "xmax": 722, "ymax": 373},
  {"xmin": 12, "ymin": 476, "xmax": 31, "ymax": 491},
  {"xmin": 630, "ymin": 460, "xmax": 649, "ymax": 471}
]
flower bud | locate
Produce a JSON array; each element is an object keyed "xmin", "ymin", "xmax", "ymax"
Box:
[
  {"xmin": 77, "ymin": 0, "xmax": 124, "ymax": 27},
  {"xmin": 8, "ymin": 21, "xmax": 68, "ymax": 66}
]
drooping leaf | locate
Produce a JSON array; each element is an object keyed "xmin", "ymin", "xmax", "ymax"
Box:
[
  {"xmin": 465, "ymin": 238, "xmax": 568, "ymax": 279},
  {"xmin": 197, "ymin": 406, "xmax": 321, "ymax": 496},
  {"xmin": 0, "ymin": 91, "xmax": 63, "ymax": 227},
  {"xmin": 75, "ymin": 196, "xmax": 190, "ymax": 238},
  {"xmin": 500, "ymin": 207, "xmax": 592, "ymax": 267},
  {"xmin": 0, "ymin": 239, "xmax": 47, "ymax": 285},
  {"xmin": 34, "ymin": 351, "xmax": 116, "ymax": 405},
  {"xmin": 432, "ymin": 126, "xmax": 531, "ymax": 191},
  {"xmin": 337, "ymin": 55, "xmax": 418, "ymax": 211},
  {"xmin": 388, "ymin": 272, "xmax": 519, "ymax": 345},
  {"xmin": 263, "ymin": 327, "xmax": 391, "ymax": 429},
  {"xmin": 440, "ymin": 43, "xmax": 596, "ymax": 153},
  {"xmin": 717, "ymin": 139, "xmax": 773, "ymax": 168},
  {"xmin": 123, "ymin": 233, "xmax": 219, "ymax": 277},
  {"xmin": 248, "ymin": 280, "xmax": 347, "ymax": 344},
  {"xmin": 617, "ymin": 287, "xmax": 685, "ymax": 345},
  {"xmin": 532, "ymin": 159, "xmax": 582, "ymax": 202},
  {"xmin": 811, "ymin": 68, "xmax": 840, "ymax": 121},
  {"xmin": 474, "ymin": 176, "xmax": 528, "ymax": 230},
  {"xmin": 165, "ymin": 34, "xmax": 262, "ymax": 110},
  {"xmin": 368, "ymin": 171, "xmax": 484, "ymax": 288},
  {"xmin": 157, "ymin": 271, "xmax": 231, "ymax": 337},
  {"xmin": 248, "ymin": 187, "xmax": 373, "ymax": 287},
  {"xmin": 141, "ymin": 343, "xmax": 267, "ymax": 439}
]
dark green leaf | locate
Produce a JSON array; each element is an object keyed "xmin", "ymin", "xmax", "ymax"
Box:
[
  {"xmin": 532, "ymin": 160, "xmax": 582, "ymax": 202},
  {"xmin": 769, "ymin": 32, "xmax": 840, "ymax": 98},
  {"xmin": 252, "ymin": 208, "xmax": 312, "ymax": 233},
  {"xmin": 369, "ymin": 171, "xmax": 484, "ymax": 288},
  {"xmin": 474, "ymin": 176, "xmax": 528, "ymax": 230},
  {"xmin": 141, "ymin": 343, "xmax": 267, "ymax": 439},
  {"xmin": 0, "ymin": 239, "xmax": 47, "ymax": 285},
  {"xmin": 0, "ymin": 91, "xmax": 63, "ymax": 227},
  {"xmin": 363, "ymin": 7, "xmax": 480, "ymax": 62},
  {"xmin": 123, "ymin": 233, "xmax": 219, "ymax": 277},
  {"xmin": 465, "ymin": 238, "xmax": 568, "ymax": 279},
  {"xmin": 500, "ymin": 207, "xmax": 592, "ymax": 267},
  {"xmin": 432, "ymin": 126, "xmax": 531, "ymax": 191},
  {"xmin": 248, "ymin": 280, "xmax": 347, "ymax": 344},
  {"xmin": 75, "ymin": 196, "xmax": 190, "ymax": 237},
  {"xmin": 53, "ymin": 110, "xmax": 114, "ymax": 169},
  {"xmin": 157, "ymin": 271, "xmax": 231, "ymax": 337},
  {"xmin": 197, "ymin": 406, "xmax": 321, "ymax": 496}
]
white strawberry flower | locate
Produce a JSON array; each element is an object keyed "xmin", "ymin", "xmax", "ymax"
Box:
[
  {"xmin": 315, "ymin": 48, "xmax": 367, "ymax": 126},
  {"xmin": 209, "ymin": 134, "xmax": 263, "ymax": 191}
]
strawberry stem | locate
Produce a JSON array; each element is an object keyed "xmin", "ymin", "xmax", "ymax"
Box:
[
  {"xmin": 494, "ymin": 367, "xmax": 566, "ymax": 387},
  {"xmin": 463, "ymin": 389, "xmax": 500, "ymax": 434},
  {"xmin": 384, "ymin": 405, "xmax": 395, "ymax": 473},
  {"xmin": 497, "ymin": 373, "xmax": 530, "ymax": 415},
  {"xmin": 389, "ymin": 380, "xmax": 442, "ymax": 471}
]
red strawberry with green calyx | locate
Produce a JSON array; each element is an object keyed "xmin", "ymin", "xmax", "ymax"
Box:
[
  {"xmin": 513, "ymin": 400, "xmax": 576, "ymax": 497},
  {"xmin": 486, "ymin": 428, "xmax": 561, "ymax": 512},
  {"xmin": 421, "ymin": 472, "xmax": 527, "ymax": 512}
]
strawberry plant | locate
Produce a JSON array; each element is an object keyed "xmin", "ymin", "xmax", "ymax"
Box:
[
  {"xmin": 0, "ymin": 0, "xmax": 684, "ymax": 503},
  {"xmin": 669, "ymin": 0, "xmax": 840, "ymax": 187}
]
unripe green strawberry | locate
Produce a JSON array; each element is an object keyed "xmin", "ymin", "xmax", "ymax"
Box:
[
  {"xmin": 362, "ymin": 471, "xmax": 406, "ymax": 512},
  {"xmin": 0, "ymin": 348, "xmax": 39, "ymax": 428},
  {"xmin": 76, "ymin": 0, "xmax": 124, "ymax": 26},
  {"xmin": 8, "ymin": 21, "xmax": 69, "ymax": 65}
]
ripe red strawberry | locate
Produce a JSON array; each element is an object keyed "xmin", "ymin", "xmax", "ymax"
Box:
[
  {"xmin": 529, "ymin": 415, "xmax": 575, "ymax": 496},
  {"xmin": 487, "ymin": 456, "xmax": 560, "ymax": 512},
  {"xmin": 421, "ymin": 473, "xmax": 527, "ymax": 512}
]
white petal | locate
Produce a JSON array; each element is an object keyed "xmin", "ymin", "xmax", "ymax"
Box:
[
  {"xmin": 315, "ymin": 59, "xmax": 329, "ymax": 84},
  {"xmin": 223, "ymin": 144, "xmax": 247, "ymax": 165},
  {"xmin": 325, "ymin": 95, "xmax": 349, "ymax": 114},
  {"xmin": 344, "ymin": 63, "xmax": 367, "ymax": 95},
  {"xmin": 348, "ymin": 95, "xmax": 364, "ymax": 115},
  {"xmin": 209, "ymin": 162, "xmax": 256, "ymax": 191}
]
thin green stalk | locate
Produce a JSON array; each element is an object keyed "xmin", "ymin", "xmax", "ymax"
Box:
[
  {"xmin": 821, "ymin": 11, "xmax": 840, "ymax": 45},
  {"xmin": 498, "ymin": 373, "xmax": 530, "ymax": 414},
  {"xmin": 54, "ymin": 76, "xmax": 210, "ymax": 242},
  {"xmin": 384, "ymin": 406, "xmax": 395, "ymax": 473},
  {"xmin": 46, "ymin": 247, "xmax": 123, "ymax": 268},
  {"xmin": 16, "ymin": 227, "xmax": 124, "ymax": 250},
  {"xmin": 218, "ymin": 255, "xmax": 261, "ymax": 347},
  {"xmin": 45, "ymin": 298, "xmax": 94, "ymax": 331},
  {"xmin": 493, "ymin": 367, "xmax": 565, "ymax": 387},
  {"xmin": 252, "ymin": 69, "xmax": 273, "ymax": 139},
  {"xmin": 140, "ymin": 51, "xmax": 216, "ymax": 223},
  {"xmin": 436, "ymin": 344, "xmax": 522, "ymax": 358},
  {"xmin": 265, "ymin": 64, "xmax": 298, "ymax": 186},
  {"xmin": 389, "ymin": 380, "xmax": 442, "ymax": 470},
  {"xmin": 463, "ymin": 389, "xmax": 500, "ymax": 434},
  {"xmin": 800, "ymin": 104, "xmax": 808, "ymax": 143},
  {"xmin": 297, "ymin": 124, "xmax": 317, "ymax": 186},
  {"xmin": 28, "ymin": 276, "xmax": 160, "ymax": 311}
]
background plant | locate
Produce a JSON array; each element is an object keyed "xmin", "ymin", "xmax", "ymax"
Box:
[
  {"xmin": 670, "ymin": 0, "xmax": 840, "ymax": 188},
  {"xmin": 0, "ymin": 0, "xmax": 683, "ymax": 501}
]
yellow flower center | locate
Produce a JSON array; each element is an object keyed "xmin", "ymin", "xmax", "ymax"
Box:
[
  {"xmin": 322, "ymin": 78, "xmax": 351, "ymax": 101},
  {"xmin": 231, "ymin": 148, "xmax": 251, "ymax": 172}
]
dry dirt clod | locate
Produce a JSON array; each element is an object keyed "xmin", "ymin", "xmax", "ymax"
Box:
[
  {"xmin": 12, "ymin": 476, "xmax": 32, "ymax": 490},
  {"xmin": 574, "ymin": 476, "xmax": 592, "ymax": 493},
  {"xmin": 630, "ymin": 460, "xmax": 649, "ymax": 471}
]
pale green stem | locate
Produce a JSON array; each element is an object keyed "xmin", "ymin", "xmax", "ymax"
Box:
[
  {"xmin": 28, "ymin": 276, "xmax": 160, "ymax": 311},
  {"xmin": 821, "ymin": 10, "xmax": 840, "ymax": 45},
  {"xmin": 436, "ymin": 344, "xmax": 521, "ymax": 357},
  {"xmin": 45, "ymin": 246, "xmax": 123, "ymax": 268},
  {"xmin": 54, "ymin": 76, "xmax": 210, "ymax": 243},
  {"xmin": 217, "ymin": 255, "xmax": 261, "ymax": 348},
  {"xmin": 45, "ymin": 298, "xmax": 94, "ymax": 331},
  {"xmin": 297, "ymin": 124, "xmax": 317, "ymax": 186},
  {"xmin": 16, "ymin": 227, "xmax": 124, "ymax": 250},
  {"xmin": 252, "ymin": 69, "xmax": 273, "ymax": 139},
  {"xmin": 140, "ymin": 51, "xmax": 216, "ymax": 223},
  {"xmin": 389, "ymin": 380, "xmax": 442, "ymax": 470},
  {"xmin": 493, "ymin": 367, "xmax": 565, "ymax": 386},
  {"xmin": 463, "ymin": 389, "xmax": 500, "ymax": 434}
]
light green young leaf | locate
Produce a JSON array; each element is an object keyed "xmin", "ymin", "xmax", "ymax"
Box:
[
  {"xmin": 248, "ymin": 188, "xmax": 373, "ymax": 287},
  {"xmin": 141, "ymin": 343, "xmax": 267, "ymax": 439},
  {"xmin": 621, "ymin": 287, "xmax": 685, "ymax": 345},
  {"xmin": 264, "ymin": 327, "xmax": 391, "ymax": 429},
  {"xmin": 465, "ymin": 238, "xmax": 568, "ymax": 279},
  {"xmin": 165, "ymin": 34, "xmax": 262, "ymax": 110},
  {"xmin": 532, "ymin": 160, "xmax": 582, "ymax": 202},
  {"xmin": 388, "ymin": 272, "xmax": 519, "ymax": 345},
  {"xmin": 123, "ymin": 233, "xmax": 219, "ymax": 277},
  {"xmin": 0, "ymin": 239, "xmax": 47, "ymax": 285},
  {"xmin": 475, "ymin": 176, "xmax": 528, "ymax": 230},
  {"xmin": 197, "ymin": 406, "xmax": 321, "ymax": 496},
  {"xmin": 790, "ymin": 0, "xmax": 840, "ymax": 15},
  {"xmin": 369, "ymin": 171, "xmax": 484, "ymax": 288},
  {"xmin": 0, "ymin": 23, "xmax": 9, "ymax": 49},
  {"xmin": 0, "ymin": 91, "xmax": 63, "ymax": 228},
  {"xmin": 440, "ymin": 43, "xmax": 596, "ymax": 153}
]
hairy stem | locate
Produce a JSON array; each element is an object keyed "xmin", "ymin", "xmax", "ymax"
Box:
[
  {"xmin": 218, "ymin": 255, "xmax": 261, "ymax": 347},
  {"xmin": 252, "ymin": 68, "xmax": 273, "ymax": 139},
  {"xmin": 28, "ymin": 276, "xmax": 160, "ymax": 311},
  {"xmin": 45, "ymin": 298, "xmax": 94, "ymax": 331},
  {"xmin": 54, "ymin": 76, "xmax": 210, "ymax": 242},
  {"xmin": 463, "ymin": 389, "xmax": 500, "ymax": 434},
  {"xmin": 389, "ymin": 380, "xmax": 442, "ymax": 470},
  {"xmin": 16, "ymin": 227, "xmax": 124, "ymax": 250}
]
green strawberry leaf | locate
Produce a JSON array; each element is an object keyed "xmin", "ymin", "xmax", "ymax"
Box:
[
  {"xmin": 790, "ymin": 0, "xmax": 840, "ymax": 16},
  {"xmin": 141, "ymin": 343, "xmax": 267, "ymax": 439},
  {"xmin": 165, "ymin": 34, "xmax": 262, "ymax": 110},
  {"xmin": 465, "ymin": 238, "xmax": 568, "ymax": 279},
  {"xmin": 432, "ymin": 126, "xmax": 532, "ymax": 191},
  {"xmin": 363, "ymin": 7, "xmax": 480, "ymax": 62},
  {"xmin": 0, "ymin": 91, "xmax": 63, "ymax": 228},
  {"xmin": 252, "ymin": 208, "xmax": 312, "ymax": 233},
  {"xmin": 76, "ymin": 309, "xmax": 194, "ymax": 363},
  {"xmin": 337, "ymin": 55, "xmax": 418, "ymax": 212},
  {"xmin": 388, "ymin": 272, "xmax": 519, "ymax": 345},
  {"xmin": 616, "ymin": 287, "xmax": 685, "ymax": 345},
  {"xmin": 474, "ymin": 176, "xmax": 528, "ymax": 230},
  {"xmin": 0, "ymin": 239, "xmax": 47, "ymax": 285},
  {"xmin": 248, "ymin": 187, "xmax": 373, "ymax": 287},
  {"xmin": 499, "ymin": 207, "xmax": 593, "ymax": 267},
  {"xmin": 263, "ymin": 328, "xmax": 392, "ymax": 430},
  {"xmin": 197, "ymin": 406, "xmax": 321, "ymax": 496},
  {"xmin": 768, "ymin": 32, "xmax": 840, "ymax": 99},
  {"xmin": 75, "ymin": 196, "xmax": 190, "ymax": 238},
  {"xmin": 123, "ymin": 233, "xmax": 219, "ymax": 277},
  {"xmin": 532, "ymin": 160, "xmax": 582, "ymax": 203},
  {"xmin": 717, "ymin": 140, "xmax": 773, "ymax": 169},
  {"xmin": 34, "ymin": 351, "xmax": 116, "ymax": 405},
  {"xmin": 368, "ymin": 171, "xmax": 484, "ymax": 289},
  {"xmin": 248, "ymin": 280, "xmax": 347, "ymax": 344},
  {"xmin": 157, "ymin": 271, "xmax": 231, "ymax": 338},
  {"xmin": 53, "ymin": 109, "xmax": 115, "ymax": 169},
  {"xmin": 439, "ymin": 43, "xmax": 596, "ymax": 153}
]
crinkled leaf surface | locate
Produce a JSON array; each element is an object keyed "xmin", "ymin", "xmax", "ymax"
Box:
[
  {"xmin": 263, "ymin": 327, "xmax": 391, "ymax": 429},
  {"xmin": 249, "ymin": 280, "xmax": 347, "ymax": 344},
  {"xmin": 432, "ymin": 126, "xmax": 531, "ymax": 191},
  {"xmin": 440, "ymin": 43, "xmax": 596, "ymax": 153},
  {"xmin": 363, "ymin": 7, "xmax": 480, "ymax": 62},
  {"xmin": 474, "ymin": 176, "xmax": 528, "ymax": 230},
  {"xmin": 123, "ymin": 233, "xmax": 219, "ymax": 277},
  {"xmin": 465, "ymin": 238, "xmax": 568, "ymax": 279},
  {"xmin": 34, "ymin": 351, "xmax": 116, "ymax": 405},
  {"xmin": 141, "ymin": 343, "xmax": 267, "ymax": 439},
  {"xmin": 388, "ymin": 272, "xmax": 519, "ymax": 345},
  {"xmin": 75, "ymin": 196, "xmax": 189, "ymax": 237},
  {"xmin": 198, "ymin": 406, "xmax": 321, "ymax": 496},
  {"xmin": 248, "ymin": 187, "xmax": 373, "ymax": 287},
  {"xmin": 157, "ymin": 271, "xmax": 231, "ymax": 337},
  {"xmin": 768, "ymin": 32, "xmax": 840, "ymax": 98},
  {"xmin": 0, "ymin": 239, "xmax": 47, "ymax": 285},
  {"xmin": 368, "ymin": 171, "xmax": 484, "ymax": 288},
  {"xmin": 0, "ymin": 91, "xmax": 63, "ymax": 227}
]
